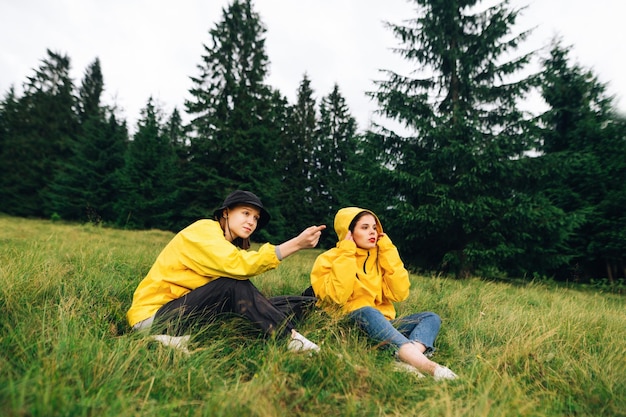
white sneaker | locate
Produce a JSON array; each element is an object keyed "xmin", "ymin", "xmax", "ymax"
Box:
[
  {"xmin": 287, "ymin": 331, "xmax": 320, "ymax": 353},
  {"xmin": 433, "ymin": 365, "xmax": 458, "ymax": 381},
  {"xmin": 151, "ymin": 334, "xmax": 191, "ymax": 355},
  {"xmin": 393, "ymin": 361, "xmax": 425, "ymax": 378}
]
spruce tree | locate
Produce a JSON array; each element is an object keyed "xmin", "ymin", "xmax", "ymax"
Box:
[
  {"xmin": 98, "ymin": 113, "xmax": 128, "ymax": 221},
  {"xmin": 0, "ymin": 88, "xmax": 21, "ymax": 214},
  {"xmin": 44, "ymin": 58, "xmax": 127, "ymax": 223},
  {"xmin": 164, "ymin": 107, "xmax": 192, "ymax": 231},
  {"xmin": 0, "ymin": 50, "xmax": 78, "ymax": 217},
  {"xmin": 185, "ymin": 0, "xmax": 281, "ymax": 238},
  {"xmin": 539, "ymin": 42, "xmax": 626, "ymax": 282},
  {"xmin": 165, "ymin": 108, "xmax": 187, "ymax": 159},
  {"xmin": 260, "ymin": 89, "xmax": 292, "ymax": 240},
  {"xmin": 278, "ymin": 74, "xmax": 318, "ymax": 238},
  {"xmin": 312, "ymin": 84, "xmax": 358, "ymax": 243},
  {"xmin": 77, "ymin": 58, "xmax": 104, "ymax": 123},
  {"xmin": 115, "ymin": 98, "xmax": 177, "ymax": 230},
  {"xmin": 369, "ymin": 0, "xmax": 561, "ymax": 277}
]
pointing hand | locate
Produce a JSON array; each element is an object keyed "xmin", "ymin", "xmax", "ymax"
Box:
[{"xmin": 299, "ymin": 225, "xmax": 326, "ymax": 248}]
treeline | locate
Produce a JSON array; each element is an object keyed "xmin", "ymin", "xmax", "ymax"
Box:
[{"xmin": 1, "ymin": 0, "xmax": 625, "ymax": 284}]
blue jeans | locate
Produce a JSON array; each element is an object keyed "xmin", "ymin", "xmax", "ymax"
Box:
[{"xmin": 347, "ymin": 306, "xmax": 441, "ymax": 355}]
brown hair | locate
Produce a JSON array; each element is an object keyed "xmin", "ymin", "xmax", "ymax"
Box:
[
  {"xmin": 218, "ymin": 210, "xmax": 251, "ymax": 250},
  {"xmin": 348, "ymin": 210, "xmax": 371, "ymax": 233}
]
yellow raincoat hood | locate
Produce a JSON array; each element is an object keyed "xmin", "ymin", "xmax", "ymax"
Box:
[{"xmin": 334, "ymin": 207, "xmax": 383, "ymax": 242}]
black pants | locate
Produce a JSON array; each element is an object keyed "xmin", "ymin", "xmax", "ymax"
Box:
[{"xmin": 153, "ymin": 277, "xmax": 316, "ymax": 339}]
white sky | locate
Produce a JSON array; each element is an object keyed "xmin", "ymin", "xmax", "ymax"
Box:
[{"xmin": 1, "ymin": 0, "xmax": 624, "ymax": 133}]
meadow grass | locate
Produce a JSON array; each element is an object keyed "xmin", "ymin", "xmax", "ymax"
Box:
[{"xmin": 0, "ymin": 215, "xmax": 624, "ymax": 416}]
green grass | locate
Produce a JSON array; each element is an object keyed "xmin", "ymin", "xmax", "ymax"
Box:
[{"xmin": 1, "ymin": 215, "xmax": 625, "ymax": 416}]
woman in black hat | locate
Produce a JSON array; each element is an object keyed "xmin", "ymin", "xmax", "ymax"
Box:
[{"xmin": 127, "ymin": 190, "xmax": 325, "ymax": 353}]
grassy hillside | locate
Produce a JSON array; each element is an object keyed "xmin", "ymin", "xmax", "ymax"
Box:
[{"xmin": 1, "ymin": 215, "xmax": 624, "ymax": 416}]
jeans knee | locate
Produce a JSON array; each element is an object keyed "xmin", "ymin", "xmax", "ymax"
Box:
[
  {"xmin": 348, "ymin": 306, "xmax": 380, "ymax": 323},
  {"xmin": 429, "ymin": 312, "xmax": 442, "ymax": 324},
  {"xmin": 352, "ymin": 306, "xmax": 378, "ymax": 315},
  {"xmin": 424, "ymin": 311, "xmax": 442, "ymax": 331}
]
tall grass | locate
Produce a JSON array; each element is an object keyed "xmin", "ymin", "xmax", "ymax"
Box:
[{"xmin": 1, "ymin": 215, "xmax": 624, "ymax": 416}]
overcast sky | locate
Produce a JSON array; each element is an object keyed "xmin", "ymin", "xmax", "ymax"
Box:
[{"xmin": 2, "ymin": 0, "xmax": 624, "ymax": 132}]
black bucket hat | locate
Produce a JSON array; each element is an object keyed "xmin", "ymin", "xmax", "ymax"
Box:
[{"xmin": 213, "ymin": 190, "xmax": 271, "ymax": 229}]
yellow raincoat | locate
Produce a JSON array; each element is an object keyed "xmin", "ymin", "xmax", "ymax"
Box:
[
  {"xmin": 310, "ymin": 207, "xmax": 410, "ymax": 320},
  {"xmin": 127, "ymin": 219, "xmax": 280, "ymax": 327}
]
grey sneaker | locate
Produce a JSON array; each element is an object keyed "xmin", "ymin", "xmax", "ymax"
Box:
[
  {"xmin": 288, "ymin": 331, "xmax": 320, "ymax": 353},
  {"xmin": 151, "ymin": 334, "xmax": 191, "ymax": 355},
  {"xmin": 433, "ymin": 366, "xmax": 458, "ymax": 381}
]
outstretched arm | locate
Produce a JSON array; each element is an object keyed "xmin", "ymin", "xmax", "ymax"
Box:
[{"xmin": 276, "ymin": 225, "xmax": 326, "ymax": 260}]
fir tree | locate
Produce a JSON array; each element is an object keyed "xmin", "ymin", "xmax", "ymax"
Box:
[
  {"xmin": 44, "ymin": 58, "xmax": 127, "ymax": 223},
  {"xmin": 0, "ymin": 50, "xmax": 78, "ymax": 217},
  {"xmin": 260, "ymin": 89, "xmax": 292, "ymax": 240},
  {"xmin": 312, "ymin": 84, "xmax": 358, "ymax": 243},
  {"xmin": 77, "ymin": 58, "xmax": 104, "ymax": 123},
  {"xmin": 278, "ymin": 74, "xmax": 318, "ymax": 238},
  {"xmin": 184, "ymin": 0, "xmax": 281, "ymax": 239},
  {"xmin": 369, "ymin": 0, "xmax": 563, "ymax": 277},
  {"xmin": 539, "ymin": 41, "xmax": 626, "ymax": 281},
  {"xmin": 0, "ymin": 88, "xmax": 21, "ymax": 214},
  {"xmin": 115, "ymin": 98, "xmax": 177, "ymax": 230},
  {"xmin": 164, "ymin": 107, "xmax": 192, "ymax": 231}
]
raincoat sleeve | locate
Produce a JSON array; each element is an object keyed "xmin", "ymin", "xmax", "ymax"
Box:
[
  {"xmin": 377, "ymin": 235, "xmax": 410, "ymax": 302},
  {"xmin": 177, "ymin": 220, "xmax": 280, "ymax": 279},
  {"xmin": 310, "ymin": 240, "xmax": 359, "ymax": 306}
]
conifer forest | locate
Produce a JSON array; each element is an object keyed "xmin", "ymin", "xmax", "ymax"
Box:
[{"xmin": 1, "ymin": 0, "xmax": 625, "ymax": 285}]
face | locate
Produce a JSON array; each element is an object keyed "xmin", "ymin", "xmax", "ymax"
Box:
[
  {"xmin": 351, "ymin": 214, "xmax": 378, "ymax": 250},
  {"xmin": 224, "ymin": 205, "xmax": 261, "ymax": 241}
]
